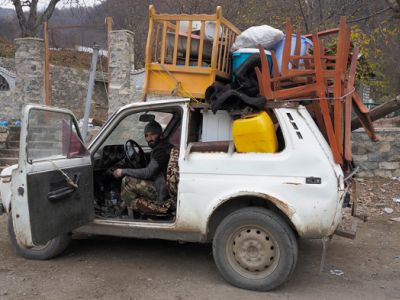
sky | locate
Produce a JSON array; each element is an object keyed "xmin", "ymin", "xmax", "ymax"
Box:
[{"xmin": 0, "ymin": 0, "xmax": 100, "ymax": 10}]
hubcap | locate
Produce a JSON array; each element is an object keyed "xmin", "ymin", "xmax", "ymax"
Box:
[{"xmin": 227, "ymin": 226, "xmax": 279, "ymax": 278}]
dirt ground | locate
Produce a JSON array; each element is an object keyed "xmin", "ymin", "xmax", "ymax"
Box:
[{"xmin": 0, "ymin": 177, "xmax": 399, "ymax": 300}]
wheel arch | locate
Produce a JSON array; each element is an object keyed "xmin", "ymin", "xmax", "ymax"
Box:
[{"xmin": 206, "ymin": 192, "xmax": 298, "ymax": 242}]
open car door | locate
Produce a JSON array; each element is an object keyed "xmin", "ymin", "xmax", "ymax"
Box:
[{"xmin": 11, "ymin": 105, "xmax": 94, "ymax": 248}]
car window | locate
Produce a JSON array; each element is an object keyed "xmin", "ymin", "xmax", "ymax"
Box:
[
  {"xmin": 101, "ymin": 111, "xmax": 173, "ymax": 148},
  {"xmin": 27, "ymin": 109, "xmax": 87, "ymax": 162}
]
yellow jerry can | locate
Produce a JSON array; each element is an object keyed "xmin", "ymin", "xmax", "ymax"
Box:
[{"xmin": 232, "ymin": 111, "xmax": 277, "ymax": 153}]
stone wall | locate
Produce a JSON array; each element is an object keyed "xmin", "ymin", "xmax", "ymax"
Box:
[
  {"xmin": 50, "ymin": 65, "xmax": 108, "ymax": 121},
  {"xmin": 0, "ymin": 58, "xmax": 17, "ymax": 119},
  {"xmin": 0, "ymin": 91, "xmax": 15, "ymax": 120},
  {"xmin": 0, "ymin": 57, "xmax": 16, "ymax": 73},
  {"xmin": 352, "ymin": 128, "xmax": 400, "ymax": 178},
  {"xmin": 0, "ymin": 41, "xmax": 108, "ymax": 121}
]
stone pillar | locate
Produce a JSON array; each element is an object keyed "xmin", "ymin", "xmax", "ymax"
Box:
[
  {"xmin": 14, "ymin": 38, "xmax": 45, "ymax": 117},
  {"xmin": 108, "ymin": 30, "xmax": 136, "ymax": 116}
]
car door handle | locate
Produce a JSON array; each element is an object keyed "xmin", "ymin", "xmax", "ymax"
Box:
[{"xmin": 48, "ymin": 186, "xmax": 76, "ymax": 201}]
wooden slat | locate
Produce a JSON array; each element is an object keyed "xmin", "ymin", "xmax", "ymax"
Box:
[
  {"xmin": 270, "ymin": 50, "xmax": 281, "ymax": 90},
  {"xmin": 228, "ymin": 32, "xmax": 236, "ymax": 74},
  {"xmin": 333, "ymin": 16, "xmax": 348, "ymax": 156},
  {"xmin": 172, "ymin": 21, "xmax": 180, "ymax": 65},
  {"xmin": 143, "ymin": 5, "xmax": 156, "ymax": 99},
  {"xmin": 255, "ymin": 67, "xmax": 266, "ymax": 96},
  {"xmin": 222, "ymin": 28, "xmax": 231, "ymax": 73},
  {"xmin": 210, "ymin": 7, "xmax": 222, "ymax": 71},
  {"xmin": 165, "ymin": 21, "xmax": 176, "ymax": 30},
  {"xmin": 221, "ymin": 16, "xmax": 242, "ymax": 35},
  {"xmin": 352, "ymin": 93, "xmax": 377, "ymax": 140},
  {"xmin": 105, "ymin": 16, "xmax": 113, "ymax": 73},
  {"xmin": 160, "ymin": 21, "xmax": 168, "ymax": 64},
  {"xmin": 312, "ymin": 102, "xmax": 327, "ymax": 138},
  {"xmin": 215, "ymin": 69, "xmax": 231, "ymax": 79},
  {"xmin": 149, "ymin": 63, "xmax": 211, "ymax": 74},
  {"xmin": 271, "ymin": 69, "xmax": 315, "ymax": 81},
  {"xmin": 44, "ymin": 21, "xmax": 51, "ymax": 106},
  {"xmin": 282, "ymin": 18, "xmax": 292, "ymax": 75},
  {"xmin": 154, "ymin": 23, "xmax": 161, "ymax": 62},
  {"xmin": 290, "ymin": 55, "xmax": 314, "ymax": 59},
  {"xmin": 185, "ymin": 21, "xmax": 192, "ymax": 66},
  {"xmin": 312, "ymin": 32, "xmax": 343, "ymax": 164},
  {"xmin": 344, "ymin": 47, "xmax": 359, "ymax": 161},
  {"xmin": 154, "ymin": 14, "xmax": 215, "ymax": 21},
  {"xmin": 304, "ymin": 28, "xmax": 339, "ymax": 39},
  {"xmin": 220, "ymin": 27, "xmax": 229, "ymax": 72},
  {"xmin": 273, "ymin": 83, "xmax": 319, "ymax": 99},
  {"xmin": 198, "ymin": 21, "xmax": 205, "ymax": 66},
  {"xmin": 292, "ymin": 31, "xmax": 301, "ymax": 68},
  {"xmin": 258, "ymin": 45, "xmax": 273, "ymax": 99},
  {"xmin": 321, "ymin": 55, "xmax": 337, "ymax": 60},
  {"xmin": 352, "ymin": 91, "xmax": 369, "ymax": 113},
  {"xmin": 227, "ymin": 30, "xmax": 234, "ymax": 73},
  {"xmin": 224, "ymin": 30, "xmax": 231, "ymax": 73}
]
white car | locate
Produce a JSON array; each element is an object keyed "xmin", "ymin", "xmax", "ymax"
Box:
[{"xmin": 0, "ymin": 99, "xmax": 347, "ymax": 291}]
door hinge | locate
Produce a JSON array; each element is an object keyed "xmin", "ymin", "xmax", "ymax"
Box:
[{"xmin": 306, "ymin": 177, "xmax": 321, "ymax": 184}]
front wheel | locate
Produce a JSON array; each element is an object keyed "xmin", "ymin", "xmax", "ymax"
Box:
[
  {"xmin": 212, "ymin": 207, "xmax": 298, "ymax": 291},
  {"xmin": 7, "ymin": 216, "xmax": 71, "ymax": 260}
]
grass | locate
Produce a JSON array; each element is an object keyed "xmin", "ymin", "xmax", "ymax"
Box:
[{"xmin": 0, "ymin": 37, "xmax": 16, "ymax": 58}]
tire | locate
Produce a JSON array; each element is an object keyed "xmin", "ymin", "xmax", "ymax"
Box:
[
  {"xmin": 7, "ymin": 215, "xmax": 71, "ymax": 260},
  {"xmin": 212, "ymin": 207, "xmax": 298, "ymax": 291}
]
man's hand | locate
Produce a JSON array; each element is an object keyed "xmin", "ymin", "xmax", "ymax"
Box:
[{"xmin": 113, "ymin": 168, "xmax": 123, "ymax": 178}]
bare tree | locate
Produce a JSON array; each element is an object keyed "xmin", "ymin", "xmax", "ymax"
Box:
[
  {"xmin": 10, "ymin": 0, "xmax": 62, "ymax": 37},
  {"xmin": 385, "ymin": 0, "xmax": 400, "ymax": 18}
]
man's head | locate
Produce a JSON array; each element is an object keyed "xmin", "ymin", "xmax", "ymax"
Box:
[{"xmin": 144, "ymin": 121, "xmax": 162, "ymax": 148}]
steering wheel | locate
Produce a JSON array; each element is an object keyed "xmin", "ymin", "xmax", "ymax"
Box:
[{"xmin": 124, "ymin": 139, "xmax": 147, "ymax": 168}]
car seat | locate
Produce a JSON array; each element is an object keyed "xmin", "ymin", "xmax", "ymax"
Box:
[{"xmin": 133, "ymin": 147, "xmax": 180, "ymax": 216}]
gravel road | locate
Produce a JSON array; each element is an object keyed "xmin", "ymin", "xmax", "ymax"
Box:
[{"xmin": 0, "ymin": 178, "xmax": 399, "ymax": 299}]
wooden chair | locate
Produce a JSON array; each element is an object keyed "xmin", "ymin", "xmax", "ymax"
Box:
[
  {"xmin": 255, "ymin": 33, "xmax": 343, "ymax": 164},
  {"xmin": 257, "ymin": 17, "xmax": 377, "ymax": 165},
  {"xmin": 280, "ymin": 18, "xmax": 314, "ymax": 78}
]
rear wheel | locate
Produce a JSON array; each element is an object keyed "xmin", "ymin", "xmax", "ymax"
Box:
[
  {"xmin": 7, "ymin": 215, "xmax": 70, "ymax": 260},
  {"xmin": 212, "ymin": 207, "xmax": 298, "ymax": 291}
]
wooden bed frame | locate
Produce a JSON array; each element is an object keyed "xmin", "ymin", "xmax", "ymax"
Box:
[{"xmin": 143, "ymin": 5, "xmax": 241, "ymax": 99}]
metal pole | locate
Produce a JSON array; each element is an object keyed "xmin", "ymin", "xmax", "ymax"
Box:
[{"xmin": 82, "ymin": 44, "xmax": 99, "ymax": 141}]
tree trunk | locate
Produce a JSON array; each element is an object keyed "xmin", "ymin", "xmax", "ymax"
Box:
[
  {"xmin": 11, "ymin": 0, "xmax": 62, "ymax": 37},
  {"xmin": 351, "ymin": 95, "xmax": 400, "ymax": 130}
]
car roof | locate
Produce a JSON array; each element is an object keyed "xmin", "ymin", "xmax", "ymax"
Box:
[{"xmin": 117, "ymin": 98, "xmax": 190, "ymax": 114}]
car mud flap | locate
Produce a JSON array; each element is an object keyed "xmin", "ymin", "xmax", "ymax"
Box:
[
  {"xmin": 334, "ymin": 217, "xmax": 359, "ymax": 240},
  {"xmin": 347, "ymin": 178, "xmax": 368, "ymax": 222}
]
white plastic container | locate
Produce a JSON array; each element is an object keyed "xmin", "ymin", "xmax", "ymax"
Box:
[
  {"xmin": 200, "ymin": 110, "xmax": 233, "ymax": 142},
  {"xmin": 204, "ymin": 21, "xmax": 222, "ymax": 41}
]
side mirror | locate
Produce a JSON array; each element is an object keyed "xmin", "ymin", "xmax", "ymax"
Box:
[{"xmin": 139, "ymin": 114, "xmax": 155, "ymax": 122}]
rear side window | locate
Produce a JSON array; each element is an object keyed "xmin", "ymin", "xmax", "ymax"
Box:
[{"xmin": 27, "ymin": 109, "xmax": 87, "ymax": 162}]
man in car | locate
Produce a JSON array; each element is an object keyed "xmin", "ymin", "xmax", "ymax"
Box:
[{"xmin": 113, "ymin": 121, "xmax": 173, "ymax": 216}]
